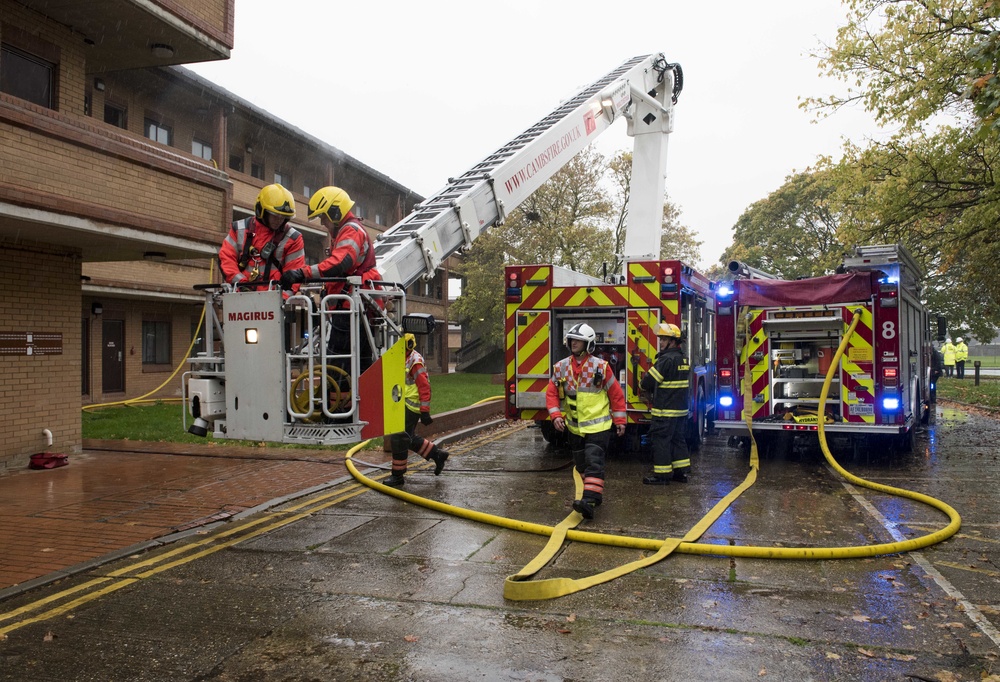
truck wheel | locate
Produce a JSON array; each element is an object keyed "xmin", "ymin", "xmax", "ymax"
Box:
[{"xmin": 686, "ymin": 388, "xmax": 706, "ymax": 451}]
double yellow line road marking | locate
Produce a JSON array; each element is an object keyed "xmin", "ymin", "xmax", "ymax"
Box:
[{"xmin": 0, "ymin": 480, "xmax": 374, "ymax": 636}]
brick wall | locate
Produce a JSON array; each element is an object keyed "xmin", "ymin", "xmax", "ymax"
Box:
[{"xmin": 0, "ymin": 242, "xmax": 82, "ymax": 469}]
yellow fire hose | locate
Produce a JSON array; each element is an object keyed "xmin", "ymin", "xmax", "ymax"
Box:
[{"xmin": 344, "ymin": 307, "xmax": 959, "ymax": 600}]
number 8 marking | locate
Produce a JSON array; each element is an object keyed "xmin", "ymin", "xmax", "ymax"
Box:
[{"xmin": 882, "ymin": 321, "xmax": 896, "ymax": 339}]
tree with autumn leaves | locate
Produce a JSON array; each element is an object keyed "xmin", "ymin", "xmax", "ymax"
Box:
[
  {"xmin": 450, "ymin": 147, "xmax": 701, "ymax": 349},
  {"xmin": 724, "ymin": 0, "xmax": 1000, "ymax": 341}
]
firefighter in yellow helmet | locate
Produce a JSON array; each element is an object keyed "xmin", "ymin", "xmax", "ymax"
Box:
[
  {"xmin": 383, "ymin": 333, "xmax": 449, "ymax": 487},
  {"xmin": 955, "ymin": 336, "xmax": 969, "ymax": 379},
  {"xmin": 639, "ymin": 322, "xmax": 691, "ymax": 485},
  {"xmin": 219, "ymin": 184, "xmax": 305, "ymax": 288},
  {"xmin": 279, "ymin": 186, "xmax": 377, "ymax": 292},
  {"xmin": 544, "ymin": 322, "xmax": 627, "ymax": 520}
]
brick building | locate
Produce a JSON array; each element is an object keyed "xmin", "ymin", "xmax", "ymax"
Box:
[{"xmin": 1, "ymin": 1, "xmax": 448, "ymax": 469}]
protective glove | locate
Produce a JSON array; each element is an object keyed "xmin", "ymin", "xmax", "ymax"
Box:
[
  {"xmin": 420, "ymin": 412, "xmax": 433, "ymax": 426},
  {"xmin": 280, "ymin": 268, "xmax": 306, "ymax": 289}
]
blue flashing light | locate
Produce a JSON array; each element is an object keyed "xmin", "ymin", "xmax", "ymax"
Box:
[
  {"xmin": 717, "ymin": 284, "xmax": 734, "ymax": 298},
  {"xmin": 719, "ymin": 395, "xmax": 734, "ymax": 408},
  {"xmin": 882, "ymin": 397, "xmax": 900, "ymax": 410}
]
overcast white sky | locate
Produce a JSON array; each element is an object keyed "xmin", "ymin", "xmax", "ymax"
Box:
[{"xmin": 189, "ymin": 0, "xmax": 880, "ymax": 270}]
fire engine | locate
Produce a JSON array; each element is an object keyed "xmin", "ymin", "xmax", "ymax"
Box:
[
  {"xmin": 183, "ymin": 53, "xmax": 684, "ymax": 445},
  {"xmin": 499, "ymin": 59, "xmax": 715, "ymax": 451},
  {"xmin": 504, "ymin": 260, "xmax": 716, "ymax": 450},
  {"xmin": 714, "ymin": 244, "xmax": 931, "ymax": 454}
]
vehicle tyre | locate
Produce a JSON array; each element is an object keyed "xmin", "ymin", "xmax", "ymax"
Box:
[{"xmin": 686, "ymin": 387, "xmax": 706, "ymax": 451}]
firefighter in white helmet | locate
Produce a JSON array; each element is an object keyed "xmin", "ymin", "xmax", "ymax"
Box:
[
  {"xmin": 545, "ymin": 322, "xmax": 626, "ymax": 520},
  {"xmin": 639, "ymin": 322, "xmax": 691, "ymax": 485},
  {"xmin": 955, "ymin": 336, "xmax": 969, "ymax": 379}
]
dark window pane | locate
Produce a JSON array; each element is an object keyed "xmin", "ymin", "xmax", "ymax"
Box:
[
  {"xmin": 229, "ymin": 155, "xmax": 244, "ymax": 173},
  {"xmin": 0, "ymin": 45, "xmax": 53, "ymax": 108},
  {"xmin": 104, "ymin": 103, "xmax": 126, "ymax": 129},
  {"xmin": 142, "ymin": 321, "xmax": 171, "ymax": 364}
]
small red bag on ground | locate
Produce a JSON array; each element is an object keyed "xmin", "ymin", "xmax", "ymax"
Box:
[{"xmin": 29, "ymin": 453, "xmax": 69, "ymax": 469}]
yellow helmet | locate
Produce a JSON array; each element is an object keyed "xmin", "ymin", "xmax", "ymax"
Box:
[
  {"xmin": 255, "ymin": 184, "xmax": 296, "ymax": 220},
  {"xmin": 404, "ymin": 333, "xmax": 416, "ymax": 351},
  {"xmin": 308, "ymin": 186, "xmax": 355, "ymax": 223},
  {"xmin": 654, "ymin": 322, "xmax": 682, "ymax": 338}
]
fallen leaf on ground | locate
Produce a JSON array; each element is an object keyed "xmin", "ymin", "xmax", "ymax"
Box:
[
  {"xmin": 566, "ymin": 614, "xmax": 577, "ymax": 622},
  {"xmin": 825, "ymin": 652, "xmax": 841, "ymax": 660},
  {"xmin": 43, "ymin": 631, "xmax": 55, "ymax": 642},
  {"xmin": 403, "ymin": 635, "xmax": 419, "ymax": 643},
  {"xmin": 857, "ymin": 648, "xmax": 875, "ymax": 658},
  {"xmin": 883, "ymin": 652, "xmax": 916, "ymax": 662},
  {"xmin": 851, "ymin": 615, "xmax": 871, "ymax": 623}
]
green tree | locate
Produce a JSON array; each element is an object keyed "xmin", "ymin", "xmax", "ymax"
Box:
[
  {"xmin": 451, "ymin": 146, "xmax": 614, "ymax": 347},
  {"xmin": 805, "ymin": 0, "xmax": 1000, "ymax": 338},
  {"xmin": 721, "ymin": 169, "xmax": 845, "ymax": 279},
  {"xmin": 607, "ymin": 151, "xmax": 701, "ymax": 271}
]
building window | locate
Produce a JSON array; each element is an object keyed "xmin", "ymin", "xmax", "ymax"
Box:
[
  {"xmin": 144, "ymin": 117, "xmax": 172, "ymax": 145},
  {"xmin": 104, "ymin": 102, "xmax": 127, "ymax": 129},
  {"xmin": 0, "ymin": 44, "xmax": 54, "ymax": 109},
  {"xmin": 229, "ymin": 154, "xmax": 244, "ymax": 173},
  {"xmin": 303, "ymin": 185, "xmax": 311, "ymax": 199},
  {"xmin": 192, "ymin": 138, "xmax": 213, "ymax": 160},
  {"xmin": 274, "ymin": 170, "xmax": 289, "ymax": 187},
  {"xmin": 142, "ymin": 321, "xmax": 171, "ymax": 364},
  {"xmin": 354, "ymin": 203, "xmax": 365, "ymax": 220},
  {"xmin": 251, "ymin": 161, "xmax": 264, "ymax": 180},
  {"xmin": 375, "ymin": 213, "xmax": 383, "ymax": 225}
]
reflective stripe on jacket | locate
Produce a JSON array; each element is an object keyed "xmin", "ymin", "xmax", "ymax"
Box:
[
  {"xmin": 640, "ymin": 346, "xmax": 690, "ymax": 419},
  {"xmin": 544, "ymin": 354, "xmax": 626, "ymax": 435},
  {"xmin": 404, "ymin": 350, "xmax": 431, "ymax": 413}
]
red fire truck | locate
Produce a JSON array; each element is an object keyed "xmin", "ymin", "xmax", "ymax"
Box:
[
  {"xmin": 504, "ymin": 260, "xmax": 716, "ymax": 451},
  {"xmin": 714, "ymin": 244, "xmax": 931, "ymax": 455}
]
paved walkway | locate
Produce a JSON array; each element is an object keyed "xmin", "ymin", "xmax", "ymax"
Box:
[{"xmin": 0, "ymin": 440, "xmax": 393, "ymax": 597}]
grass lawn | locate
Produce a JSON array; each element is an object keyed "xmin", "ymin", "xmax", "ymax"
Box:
[
  {"xmin": 968, "ymin": 355, "xmax": 1000, "ymax": 368},
  {"xmin": 936, "ymin": 376, "xmax": 1000, "ymax": 410},
  {"xmin": 82, "ymin": 373, "xmax": 502, "ymax": 444}
]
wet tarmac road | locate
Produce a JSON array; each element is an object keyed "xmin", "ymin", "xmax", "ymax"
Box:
[{"xmin": 2, "ymin": 405, "xmax": 999, "ymax": 681}]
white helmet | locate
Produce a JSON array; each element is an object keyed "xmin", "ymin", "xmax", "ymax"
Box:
[
  {"xmin": 946, "ymin": 337, "xmax": 952, "ymax": 343},
  {"xmin": 957, "ymin": 337, "xmax": 963, "ymax": 343},
  {"xmin": 564, "ymin": 323, "xmax": 596, "ymax": 354}
]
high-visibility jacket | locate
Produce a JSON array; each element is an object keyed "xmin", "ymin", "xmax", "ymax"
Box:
[
  {"xmin": 942, "ymin": 342, "xmax": 956, "ymax": 367},
  {"xmin": 955, "ymin": 342, "xmax": 969, "ymax": 362},
  {"xmin": 640, "ymin": 345, "xmax": 690, "ymax": 419},
  {"xmin": 404, "ymin": 350, "xmax": 432, "ymax": 414},
  {"xmin": 545, "ymin": 353, "xmax": 626, "ymax": 436},
  {"xmin": 301, "ymin": 212, "xmax": 378, "ymax": 296},
  {"xmin": 219, "ymin": 216, "xmax": 305, "ymax": 286}
]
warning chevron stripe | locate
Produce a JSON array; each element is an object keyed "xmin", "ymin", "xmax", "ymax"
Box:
[
  {"xmin": 550, "ymin": 286, "xmax": 629, "ymax": 308},
  {"xmin": 627, "ymin": 262, "xmax": 662, "ymax": 307},
  {"xmin": 519, "ymin": 265, "xmax": 551, "ymax": 310}
]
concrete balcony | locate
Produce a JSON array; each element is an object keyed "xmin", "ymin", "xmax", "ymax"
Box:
[{"xmin": 0, "ymin": 91, "xmax": 229, "ymax": 262}]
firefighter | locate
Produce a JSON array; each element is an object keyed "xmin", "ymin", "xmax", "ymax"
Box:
[
  {"xmin": 219, "ymin": 184, "xmax": 305, "ymax": 288},
  {"xmin": 403, "ymin": 333, "xmax": 433, "ymax": 436},
  {"xmin": 640, "ymin": 322, "xmax": 691, "ymax": 485},
  {"xmin": 280, "ymin": 186, "xmax": 380, "ymax": 370},
  {"xmin": 942, "ymin": 337, "xmax": 956, "ymax": 378},
  {"xmin": 279, "ymin": 186, "xmax": 377, "ymax": 291},
  {"xmin": 955, "ymin": 337, "xmax": 969, "ymax": 379},
  {"xmin": 545, "ymin": 323, "xmax": 627, "ymax": 520}
]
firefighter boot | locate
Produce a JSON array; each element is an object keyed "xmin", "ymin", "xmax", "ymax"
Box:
[
  {"xmin": 672, "ymin": 470, "xmax": 689, "ymax": 483},
  {"xmin": 572, "ymin": 498, "xmax": 595, "ymax": 520},
  {"xmin": 642, "ymin": 473, "xmax": 671, "ymax": 485},
  {"xmin": 384, "ymin": 473, "xmax": 406, "ymax": 487},
  {"xmin": 429, "ymin": 447, "xmax": 449, "ymax": 476}
]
